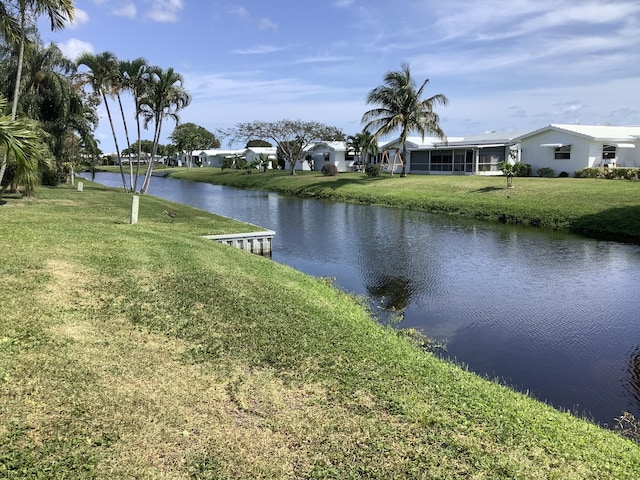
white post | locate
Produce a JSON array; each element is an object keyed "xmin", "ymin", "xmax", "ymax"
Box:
[
  {"xmin": 77, "ymin": 181, "xmax": 83, "ymax": 192},
  {"xmin": 130, "ymin": 195, "xmax": 139, "ymax": 225}
]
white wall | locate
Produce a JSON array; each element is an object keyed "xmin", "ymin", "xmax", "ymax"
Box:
[{"xmin": 520, "ymin": 131, "xmax": 593, "ymax": 176}]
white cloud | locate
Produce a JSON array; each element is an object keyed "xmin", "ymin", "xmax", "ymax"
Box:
[
  {"xmin": 58, "ymin": 38, "xmax": 94, "ymax": 61},
  {"xmin": 227, "ymin": 5, "xmax": 249, "ymax": 16},
  {"xmin": 113, "ymin": 4, "xmax": 137, "ymax": 19},
  {"xmin": 231, "ymin": 45, "xmax": 287, "ymax": 55},
  {"xmin": 68, "ymin": 8, "xmax": 89, "ymax": 28},
  {"xmin": 334, "ymin": 0, "xmax": 355, "ymax": 7},
  {"xmin": 259, "ymin": 17, "xmax": 277, "ymax": 30},
  {"xmin": 146, "ymin": 0, "xmax": 184, "ymax": 23}
]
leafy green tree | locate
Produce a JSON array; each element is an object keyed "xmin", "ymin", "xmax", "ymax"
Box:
[
  {"xmin": 362, "ymin": 63, "xmax": 447, "ymax": 177},
  {"xmin": 169, "ymin": 122, "xmax": 220, "ymax": 168},
  {"xmin": 139, "ymin": 66, "xmax": 191, "ymax": 193},
  {"xmin": 246, "ymin": 139, "xmax": 272, "ymax": 148},
  {"xmin": 232, "ymin": 119, "xmax": 343, "ymax": 175}
]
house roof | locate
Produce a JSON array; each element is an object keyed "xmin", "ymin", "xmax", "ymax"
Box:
[
  {"xmin": 437, "ymin": 131, "xmax": 529, "ymax": 147},
  {"xmin": 198, "ymin": 149, "xmax": 245, "ymax": 156},
  {"xmin": 245, "ymin": 147, "xmax": 277, "ymax": 154},
  {"xmin": 513, "ymin": 124, "xmax": 640, "ymax": 142}
]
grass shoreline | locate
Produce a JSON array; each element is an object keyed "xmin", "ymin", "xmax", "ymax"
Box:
[
  {"xmin": 2, "ymin": 181, "xmax": 640, "ymax": 477},
  {"xmin": 139, "ymin": 167, "xmax": 640, "ymax": 243}
]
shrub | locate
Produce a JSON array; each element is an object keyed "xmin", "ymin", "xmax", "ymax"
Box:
[
  {"xmin": 514, "ymin": 163, "xmax": 531, "ymax": 177},
  {"xmin": 321, "ymin": 164, "xmax": 338, "ymax": 176},
  {"xmin": 558, "ymin": 171, "xmax": 569, "ymax": 177},
  {"xmin": 537, "ymin": 167, "xmax": 555, "ymax": 178},
  {"xmin": 40, "ymin": 165, "xmax": 61, "ymax": 186},
  {"xmin": 365, "ymin": 164, "xmax": 381, "ymax": 177}
]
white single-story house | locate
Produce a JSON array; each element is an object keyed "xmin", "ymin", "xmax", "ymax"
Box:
[
  {"xmin": 197, "ymin": 149, "xmax": 245, "ymax": 168},
  {"xmin": 306, "ymin": 142, "xmax": 355, "ymax": 172},
  {"xmin": 513, "ymin": 124, "xmax": 640, "ymax": 175},
  {"xmin": 384, "ymin": 132, "xmax": 527, "ymax": 175},
  {"xmin": 245, "ymin": 147, "xmax": 277, "ymax": 169}
]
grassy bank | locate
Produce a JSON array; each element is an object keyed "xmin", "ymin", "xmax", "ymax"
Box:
[
  {"xmin": 160, "ymin": 167, "xmax": 640, "ymax": 242},
  {"xmin": 1, "ymin": 182, "xmax": 639, "ymax": 478}
]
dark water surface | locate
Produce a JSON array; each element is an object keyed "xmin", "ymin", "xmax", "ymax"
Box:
[{"xmin": 83, "ymin": 172, "xmax": 640, "ymax": 426}]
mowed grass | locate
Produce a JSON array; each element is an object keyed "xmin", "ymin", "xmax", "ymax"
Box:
[
  {"xmin": 164, "ymin": 167, "xmax": 640, "ymax": 242},
  {"xmin": 1, "ymin": 182, "xmax": 640, "ymax": 478}
]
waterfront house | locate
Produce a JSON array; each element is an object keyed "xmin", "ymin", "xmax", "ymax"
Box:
[
  {"xmin": 387, "ymin": 132, "xmax": 526, "ymax": 175},
  {"xmin": 197, "ymin": 149, "xmax": 245, "ymax": 168},
  {"xmin": 244, "ymin": 147, "xmax": 277, "ymax": 169},
  {"xmin": 306, "ymin": 142, "xmax": 355, "ymax": 172},
  {"xmin": 513, "ymin": 124, "xmax": 640, "ymax": 175}
]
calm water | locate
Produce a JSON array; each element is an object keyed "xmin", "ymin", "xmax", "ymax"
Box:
[{"xmin": 83, "ymin": 172, "xmax": 640, "ymax": 426}]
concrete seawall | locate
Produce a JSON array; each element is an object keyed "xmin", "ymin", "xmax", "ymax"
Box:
[{"xmin": 203, "ymin": 230, "xmax": 275, "ymax": 257}]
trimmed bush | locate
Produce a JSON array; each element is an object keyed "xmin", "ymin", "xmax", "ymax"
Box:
[
  {"xmin": 558, "ymin": 171, "xmax": 569, "ymax": 177},
  {"xmin": 321, "ymin": 164, "xmax": 338, "ymax": 176},
  {"xmin": 365, "ymin": 164, "xmax": 381, "ymax": 177},
  {"xmin": 514, "ymin": 163, "xmax": 531, "ymax": 177},
  {"xmin": 537, "ymin": 167, "xmax": 555, "ymax": 178}
]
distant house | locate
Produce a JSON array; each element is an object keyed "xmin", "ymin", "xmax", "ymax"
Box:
[
  {"xmin": 306, "ymin": 142, "xmax": 356, "ymax": 172},
  {"xmin": 387, "ymin": 132, "xmax": 527, "ymax": 175},
  {"xmin": 513, "ymin": 124, "xmax": 640, "ymax": 175},
  {"xmin": 197, "ymin": 149, "xmax": 245, "ymax": 168},
  {"xmin": 245, "ymin": 147, "xmax": 277, "ymax": 169}
]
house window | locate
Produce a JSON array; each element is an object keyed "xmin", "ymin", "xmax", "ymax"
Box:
[
  {"xmin": 478, "ymin": 147, "xmax": 505, "ymax": 172},
  {"xmin": 602, "ymin": 144, "xmax": 616, "ymax": 161},
  {"xmin": 554, "ymin": 145, "xmax": 571, "ymax": 160}
]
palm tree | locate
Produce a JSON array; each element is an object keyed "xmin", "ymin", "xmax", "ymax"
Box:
[
  {"xmin": 361, "ymin": 62, "xmax": 447, "ymax": 177},
  {"xmin": 347, "ymin": 131, "xmax": 378, "ymax": 172},
  {"xmin": 139, "ymin": 66, "xmax": 191, "ymax": 194},
  {"xmin": 18, "ymin": 40, "xmax": 95, "ymax": 168},
  {"xmin": 0, "ymin": 95, "xmax": 43, "ymax": 198},
  {"xmin": 0, "ymin": 0, "xmax": 74, "ymax": 187},
  {"xmin": 119, "ymin": 57, "xmax": 149, "ymax": 192},
  {"xmin": 6, "ymin": 0, "xmax": 75, "ymax": 120},
  {"xmin": 77, "ymin": 51, "xmax": 129, "ymax": 191}
]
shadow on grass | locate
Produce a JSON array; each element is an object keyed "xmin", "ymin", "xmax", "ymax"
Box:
[
  {"xmin": 472, "ymin": 186, "xmax": 505, "ymax": 193},
  {"xmin": 572, "ymin": 206, "xmax": 640, "ymax": 244}
]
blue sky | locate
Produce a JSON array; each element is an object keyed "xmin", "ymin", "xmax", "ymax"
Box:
[{"xmin": 39, "ymin": 0, "xmax": 640, "ymax": 153}]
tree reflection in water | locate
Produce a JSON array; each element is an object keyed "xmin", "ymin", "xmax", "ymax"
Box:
[{"xmin": 366, "ymin": 275, "xmax": 415, "ymax": 312}]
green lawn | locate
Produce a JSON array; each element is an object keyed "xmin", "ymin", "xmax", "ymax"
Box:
[
  {"xmin": 160, "ymin": 167, "xmax": 640, "ymax": 242},
  {"xmin": 1, "ymin": 181, "xmax": 639, "ymax": 478}
]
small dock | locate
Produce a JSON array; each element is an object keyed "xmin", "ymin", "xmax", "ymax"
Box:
[{"xmin": 203, "ymin": 230, "xmax": 275, "ymax": 257}]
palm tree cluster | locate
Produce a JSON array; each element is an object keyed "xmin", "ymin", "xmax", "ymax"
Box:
[
  {"xmin": 0, "ymin": 0, "xmax": 191, "ymax": 197},
  {"xmin": 76, "ymin": 52, "xmax": 191, "ymax": 193},
  {"xmin": 0, "ymin": 0, "xmax": 79, "ymax": 196}
]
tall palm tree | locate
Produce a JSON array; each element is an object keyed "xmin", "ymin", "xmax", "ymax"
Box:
[
  {"xmin": 119, "ymin": 57, "xmax": 148, "ymax": 192},
  {"xmin": 0, "ymin": 0, "xmax": 74, "ymax": 188},
  {"xmin": 139, "ymin": 66, "xmax": 190, "ymax": 194},
  {"xmin": 20, "ymin": 40, "xmax": 96, "ymax": 169},
  {"xmin": 361, "ymin": 62, "xmax": 447, "ymax": 177},
  {"xmin": 77, "ymin": 51, "xmax": 128, "ymax": 191},
  {"xmin": 6, "ymin": 0, "xmax": 75, "ymax": 120}
]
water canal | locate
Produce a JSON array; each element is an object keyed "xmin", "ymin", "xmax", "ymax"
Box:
[{"xmin": 83, "ymin": 172, "xmax": 640, "ymax": 427}]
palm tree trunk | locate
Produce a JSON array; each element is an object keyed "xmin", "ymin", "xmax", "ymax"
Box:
[
  {"xmin": 0, "ymin": 18, "xmax": 26, "ymax": 187},
  {"xmin": 117, "ymin": 93, "xmax": 134, "ymax": 192},
  {"xmin": 141, "ymin": 115, "xmax": 162, "ymax": 194},
  {"xmin": 103, "ymin": 92, "xmax": 128, "ymax": 192},
  {"xmin": 133, "ymin": 104, "xmax": 142, "ymax": 192}
]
